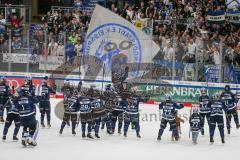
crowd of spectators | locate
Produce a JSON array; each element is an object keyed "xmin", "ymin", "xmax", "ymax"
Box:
[
  {"xmin": 37, "ymin": 0, "xmax": 240, "ymax": 80},
  {"xmin": 39, "ymin": 8, "xmax": 90, "ymax": 57},
  {"xmin": 0, "ymin": 0, "xmax": 240, "ymax": 82},
  {"xmin": 123, "ymin": 1, "xmax": 239, "ymax": 81},
  {"xmin": 0, "ymin": 3, "xmax": 24, "ymax": 53},
  {"xmin": 107, "ymin": 0, "xmax": 240, "ymax": 68}
]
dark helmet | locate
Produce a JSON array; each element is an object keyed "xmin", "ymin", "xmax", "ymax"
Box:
[
  {"xmin": 0, "ymin": 76, "xmax": 6, "ymax": 84},
  {"xmin": 25, "ymin": 76, "xmax": 32, "ymax": 85},
  {"xmin": 105, "ymin": 84, "xmax": 111, "ymax": 91},
  {"xmin": 42, "ymin": 80, "xmax": 47, "ymax": 86},
  {"xmin": 224, "ymin": 85, "xmax": 231, "ymax": 92},
  {"xmin": 88, "ymin": 87, "xmax": 94, "ymax": 97},
  {"xmin": 44, "ymin": 76, "xmax": 48, "ymax": 80}
]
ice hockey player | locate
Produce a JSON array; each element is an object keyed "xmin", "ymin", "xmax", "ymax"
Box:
[
  {"xmin": 91, "ymin": 89, "xmax": 105, "ymax": 138},
  {"xmin": 157, "ymin": 95, "xmax": 184, "ymax": 141},
  {"xmin": 61, "ymin": 80, "xmax": 74, "ymax": 126},
  {"xmin": 18, "ymin": 90, "xmax": 39, "ymax": 147},
  {"xmin": 102, "ymin": 84, "xmax": 117, "ymax": 134},
  {"xmin": 236, "ymin": 91, "xmax": 240, "ymax": 107},
  {"xmin": 77, "ymin": 80, "xmax": 82, "ymax": 92},
  {"xmin": 39, "ymin": 77, "xmax": 56, "ymax": 128},
  {"xmin": 100, "ymin": 84, "xmax": 112, "ymax": 130},
  {"xmin": 111, "ymin": 66, "xmax": 129, "ymax": 94},
  {"xmin": 0, "ymin": 76, "xmax": 11, "ymax": 123},
  {"xmin": 189, "ymin": 107, "xmax": 202, "ymax": 144},
  {"xmin": 220, "ymin": 85, "xmax": 240, "ymax": 134},
  {"xmin": 2, "ymin": 92, "xmax": 20, "ymax": 141},
  {"xmin": 199, "ymin": 88, "xmax": 211, "ymax": 135},
  {"xmin": 19, "ymin": 77, "xmax": 36, "ymax": 97},
  {"xmin": 123, "ymin": 87, "xmax": 147, "ymax": 138},
  {"xmin": 209, "ymin": 94, "xmax": 226, "ymax": 144},
  {"xmin": 79, "ymin": 90, "xmax": 94, "ymax": 139},
  {"xmin": 59, "ymin": 89, "xmax": 79, "ymax": 135},
  {"xmin": 111, "ymin": 95, "xmax": 127, "ymax": 134}
]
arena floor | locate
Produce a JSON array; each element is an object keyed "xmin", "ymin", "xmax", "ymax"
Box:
[{"xmin": 0, "ymin": 99, "xmax": 239, "ymax": 160}]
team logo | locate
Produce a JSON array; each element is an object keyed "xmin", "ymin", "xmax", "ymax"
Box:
[
  {"xmin": 6, "ymin": 79, "xmax": 20, "ymax": 89},
  {"xmin": 84, "ymin": 23, "xmax": 142, "ymax": 77}
]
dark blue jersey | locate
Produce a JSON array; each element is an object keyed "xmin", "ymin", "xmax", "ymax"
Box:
[
  {"xmin": 209, "ymin": 100, "xmax": 226, "ymax": 117},
  {"xmin": 17, "ymin": 96, "xmax": 38, "ymax": 117},
  {"xmin": 189, "ymin": 114, "xmax": 201, "ymax": 132},
  {"xmin": 0, "ymin": 83, "xmax": 11, "ymax": 100},
  {"xmin": 199, "ymin": 95, "xmax": 211, "ymax": 113},
  {"xmin": 40, "ymin": 84, "xmax": 56, "ymax": 101},
  {"xmin": 65, "ymin": 95, "xmax": 79, "ymax": 114},
  {"xmin": 103, "ymin": 90, "xmax": 117, "ymax": 111},
  {"xmin": 78, "ymin": 96, "xmax": 92, "ymax": 114},
  {"xmin": 7, "ymin": 98, "xmax": 20, "ymax": 115},
  {"xmin": 220, "ymin": 91, "xmax": 236, "ymax": 111},
  {"xmin": 125, "ymin": 96, "xmax": 143, "ymax": 115},
  {"xmin": 159, "ymin": 101, "xmax": 184, "ymax": 120},
  {"xmin": 92, "ymin": 97, "xmax": 104, "ymax": 111},
  {"xmin": 115, "ymin": 96, "xmax": 127, "ymax": 112}
]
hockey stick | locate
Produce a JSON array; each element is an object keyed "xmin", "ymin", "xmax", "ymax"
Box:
[
  {"xmin": 189, "ymin": 105, "xmax": 193, "ymax": 138},
  {"xmin": 2, "ymin": 98, "xmax": 10, "ymax": 109},
  {"xmin": 101, "ymin": 63, "xmax": 106, "ymax": 92}
]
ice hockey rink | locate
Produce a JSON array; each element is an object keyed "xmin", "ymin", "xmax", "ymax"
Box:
[{"xmin": 0, "ymin": 99, "xmax": 239, "ymax": 160}]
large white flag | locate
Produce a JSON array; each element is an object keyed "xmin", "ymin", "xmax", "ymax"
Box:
[
  {"xmin": 83, "ymin": 5, "xmax": 160, "ymax": 77},
  {"xmin": 226, "ymin": 0, "xmax": 240, "ymax": 9}
]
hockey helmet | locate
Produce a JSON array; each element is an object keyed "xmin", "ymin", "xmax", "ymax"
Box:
[
  {"xmin": 224, "ymin": 85, "xmax": 231, "ymax": 92},
  {"xmin": 44, "ymin": 76, "xmax": 48, "ymax": 80},
  {"xmin": 105, "ymin": 84, "xmax": 112, "ymax": 91},
  {"xmin": 192, "ymin": 107, "xmax": 199, "ymax": 114},
  {"xmin": 125, "ymin": 66, "xmax": 129, "ymax": 72},
  {"xmin": 42, "ymin": 79, "xmax": 47, "ymax": 86},
  {"xmin": 25, "ymin": 76, "xmax": 32, "ymax": 85},
  {"xmin": 0, "ymin": 76, "xmax": 6, "ymax": 84}
]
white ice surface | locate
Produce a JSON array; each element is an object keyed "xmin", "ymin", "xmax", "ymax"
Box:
[{"xmin": 0, "ymin": 99, "xmax": 239, "ymax": 160}]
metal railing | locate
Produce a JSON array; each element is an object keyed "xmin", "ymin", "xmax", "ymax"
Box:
[
  {"xmin": 1, "ymin": 30, "xmax": 239, "ymax": 84},
  {"xmin": 1, "ymin": 6, "xmax": 240, "ymax": 84}
]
